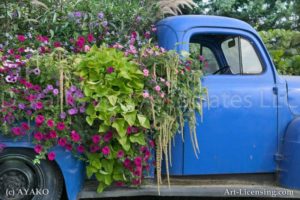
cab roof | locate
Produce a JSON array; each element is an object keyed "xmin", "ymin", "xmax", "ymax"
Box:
[{"xmin": 156, "ymin": 15, "xmax": 257, "ymax": 33}]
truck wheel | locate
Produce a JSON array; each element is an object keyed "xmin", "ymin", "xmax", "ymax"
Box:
[{"xmin": 0, "ymin": 148, "xmax": 63, "ymax": 200}]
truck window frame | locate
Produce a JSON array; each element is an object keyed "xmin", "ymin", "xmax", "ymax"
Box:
[{"xmin": 183, "ymin": 28, "xmax": 275, "ymax": 78}]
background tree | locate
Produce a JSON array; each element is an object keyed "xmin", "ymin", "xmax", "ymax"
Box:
[{"xmin": 192, "ymin": 0, "xmax": 298, "ymax": 31}]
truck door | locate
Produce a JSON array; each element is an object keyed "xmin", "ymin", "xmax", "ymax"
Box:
[{"xmin": 183, "ymin": 32, "xmax": 278, "ymax": 175}]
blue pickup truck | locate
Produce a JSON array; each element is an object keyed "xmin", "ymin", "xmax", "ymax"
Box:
[{"xmin": 1, "ymin": 15, "xmax": 300, "ymax": 200}]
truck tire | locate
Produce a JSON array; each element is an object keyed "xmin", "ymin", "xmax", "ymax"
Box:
[{"xmin": 0, "ymin": 148, "xmax": 64, "ymax": 200}]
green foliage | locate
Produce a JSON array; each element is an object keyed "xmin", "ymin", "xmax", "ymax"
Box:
[
  {"xmin": 259, "ymin": 29, "xmax": 300, "ymax": 75},
  {"xmin": 77, "ymin": 45, "xmax": 147, "ymax": 191},
  {"xmin": 0, "ymin": 0, "xmax": 158, "ymax": 42},
  {"xmin": 192, "ymin": 0, "xmax": 299, "ymax": 31}
]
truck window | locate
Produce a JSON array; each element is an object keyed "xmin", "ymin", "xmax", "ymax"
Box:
[
  {"xmin": 201, "ymin": 46, "xmax": 219, "ymax": 74},
  {"xmin": 221, "ymin": 37, "xmax": 263, "ymax": 74}
]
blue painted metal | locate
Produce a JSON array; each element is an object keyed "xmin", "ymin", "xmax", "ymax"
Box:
[
  {"xmin": 0, "ymin": 135, "xmax": 85, "ymax": 200},
  {"xmin": 156, "ymin": 15, "xmax": 300, "ymax": 177},
  {"xmin": 279, "ymin": 117, "xmax": 300, "ymax": 189}
]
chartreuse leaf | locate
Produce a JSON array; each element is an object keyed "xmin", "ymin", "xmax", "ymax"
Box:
[
  {"xmin": 122, "ymin": 111, "xmax": 137, "ymax": 126},
  {"xmin": 129, "ymin": 132, "xmax": 146, "ymax": 145},
  {"xmin": 97, "ymin": 183, "xmax": 106, "ymax": 193},
  {"xmin": 107, "ymin": 95, "xmax": 118, "ymax": 106},
  {"xmin": 86, "ymin": 116, "xmax": 94, "ymax": 126},
  {"xmin": 137, "ymin": 114, "xmax": 150, "ymax": 129},
  {"xmin": 86, "ymin": 165, "xmax": 97, "ymax": 178},
  {"xmin": 112, "ymin": 119, "xmax": 126, "ymax": 137},
  {"xmin": 117, "ymin": 137, "xmax": 130, "ymax": 151}
]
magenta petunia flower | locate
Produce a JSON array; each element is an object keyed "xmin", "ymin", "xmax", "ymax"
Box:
[
  {"xmin": 47, "ymin": 119, "xmax": 54, "ymax": 128},
  {"xmin": 65, "ymin": 143, "xmax": 72, "ymax": 151},
  {"xmin": 56, "ymin": 122, "xmax": 65, "ymax": 131},
  {"xmin": 123, "ymin": 158, "xmax": 131, "ymax": 169},
  {"xmin": 35, "ymin": 115, "xmax": 45, "ymax": 126},
  {"xmin": 90, "ymin": 145, "xmax": 100, "ymax": 153},
  {"xmin": 47, "ymin": 151, "xmax": 56, "ymax": 161},
  {"xmin": 34, "ymin": 144, "xmax": 43, "ymax": 154},
  {"xmin": 134, "ymin": 156, "xmax": 142, "ymax": 167},
  {"xmin": 117, "ymin": 150, "xmax": 124, "ymax": 158},
  {"xmin": 34, "ymin": 132, "xmax": 43, "ymax": 141},
  {"xmin": 71, "ymin": 130, "xmax": 81, "ymax": 142},
  {"xmin": 87, "ymin": 34, "xmax": 94, "ymax": 43},
  {"xmin": 49, "ymin": 130, "xmax": 57, "ymax": 139},
  {"xmin": 92, "ymin": 135, "xmax": 101, "ymax": 144},
  {"xmin": 102, "ymin": 146, "xmax": 110, "ymax": 155},
  {"xmin": 77, "ymin": 145, "xmax": 85, "ymax": 153},
  {"xmin": 106, "ymin": 66, "xmax": 114, "ymax": 74},
  {"xmin": 103, "ymin": 131, "xmax": 113, "ymax": 142},
  {"xmin": 36, "ymin": 102, "xmax": 43, "ymax": 110},
  {"xmin": 17, "ymin": 35, "xmax": 26, "ymax": 42},
  {"xmin": 53, "ymin": 41, "xmax": 61, "ymax": 48},
  {"xmin": 134, "ymin": 166, "xmax": 142, "ymax": 176},
  {"xmin": 126, "ymin": 126, "xmax": 132, "ymax": 134},
  {"xmin": 58, "ymin": 137, "xmax": 67, "ymax": 147},
  {"xmin": 12, "ymin": 127, "xmax": 22, "ymax": 136},
  {"xmin": 115, "ymin": 181, "xmax": 124, "ymax": 187},
  {"xmin": 21, "ymin": 122, "xmax": 30, "ymax": 131}
]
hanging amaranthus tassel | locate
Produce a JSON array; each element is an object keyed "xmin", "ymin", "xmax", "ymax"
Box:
[{"xmin": 59, "ymin": 53, "xmax": 64, "ymax": 113}]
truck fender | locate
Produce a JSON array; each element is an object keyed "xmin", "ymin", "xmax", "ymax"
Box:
[
  {"xmin": 278, "ymin": 117, "xmax": 300, "ymax": 189},
  {"xmin": 0, "ymin": 140, "xmax": 85, "ymax": 200}
]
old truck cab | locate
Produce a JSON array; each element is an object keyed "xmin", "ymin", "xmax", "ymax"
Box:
[{"xmin": 1, "ymin": 15, "xmax": 300, "ymax": 199}]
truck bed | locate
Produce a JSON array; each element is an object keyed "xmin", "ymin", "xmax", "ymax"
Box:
[{"xmin": 78, "ymin": 173, "xmax": 300, "ymax": 199}]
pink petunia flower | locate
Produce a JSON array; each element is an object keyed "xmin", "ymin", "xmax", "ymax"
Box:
[
  {"xmin": 143, "ymin": 91, "xmax": 149, "ymax": 98},
  {"xmin": 87, "ymin": 34, "xmax": 94, "ymax": 43},
  {"xmin": 58, "ymin": 137, "xmax": 67, "ymax": 147},
  {"xmin": 17, "ymin": 35, "xmax": 26, "ymax": 42},
  {"xmin": 47, "ymin": 119, "xmax": 55, "ymax": 128},
  {"xmin": 36, "ymin": 102, "xmax": 43, "ymax": 110},
  {"xmin": 35, "ymin": 115, "xmax": 45, "ymax": 126},
  {"xmin": 34, "ymin": 132, "xmax": 43, "ymax": 141},
  {"xmin": 56, "ymin": 122, "xmax": 65, "ymax": 131},
  {"xmin": 154, "ymin": 85, "xmax": 161, "ymax": 92},
  {"xmin": 77, "ymin": 145, "xmax": 85, "ymax": 153},
  {"xmin": 12, "ymin": 127, "xmax": 22, "ymax": 136},
  {"xmin": 101, "ymin": 146, "xmax": 110, "ymax": 155},
  {"xmin": 34, "ymin": 144, "xmax": 43, "ymax": 154},
  {"xmin": 92, "ymin": 134, "xmax": 101, "ymax": 144},
  {"xmin": 123, "ymin": 158, "xmax": 131, "ymax": 169},
  {"xmin": 71, "ymin": 130, "xmax": 81, "ymax": 142},
  {"xmin": 117, "ymin": 150, "xmax": 124, "ymax": 158},
  {"xmin": 103, "ymin": 131, "xmax": 113, "ymax": 142},
  {"xmin": 134, "ymin": 156, "xmax": 142, "ymax": 167},
  {"xmin": 143, "ymin": 69, "xmax": 149, "ymax": 77},
  {"xmin": 106, "ymin": 67, "xmax": 114, "ymax": 74},
  {"xmin": 21, "ymin": 122, "xmax": 30, "ymax": 131},
  {"xmin": 49, "ymin": 130, "xmax": 57, "ymax": 139},
  {"xmin": 47, "ymin": 151, "xmax": 56, "ymax": 161}
]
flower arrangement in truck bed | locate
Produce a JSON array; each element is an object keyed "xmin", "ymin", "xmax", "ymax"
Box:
[{"xmin": 0, "ymin": 20, "xmax": 206, "ymax": 195}]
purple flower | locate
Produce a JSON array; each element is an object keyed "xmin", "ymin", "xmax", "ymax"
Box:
[
  {"xmin": 106, "ymin": 66, "xmax": 115, "ymax": 74},
  {"xmin": 60, "ymin": 112, "xmax": 66, "ymax": 120},
  {"xmin": 53, "ymin": 89, "xmax": 59, "ymax": 95},
  {"xmin": 47, "ymin": 84, "xmax": 53, "ymax": 90},
  {"xmin": 70, "ymin": 85, "xmax": 77, "ymax": 92},
  {"xmin": 79, "ymin": 106, "xmax": 85, "ymax": 113},
  {"xmin": 102, "ymin": 21, "xmax": 108, "ymax": 27},
  {"xmin": 97, "ymin": 12, "xmax": 104, "ymax": 19},
  {"xmin": 18, "ymin": 103, "xmax": 25, "ymax": 110},
  {"xmin": 68, "ymin": 108, "xmax": 78, "ymax": 115},
  {"xmin": 74, "ymin": 11, "xmax": 82, "ymax": 18}
]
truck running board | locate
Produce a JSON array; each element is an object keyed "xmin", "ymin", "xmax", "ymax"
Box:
[{"xmin": 78, "ymin": 174, "xmax": 300, "ymax": 199}]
